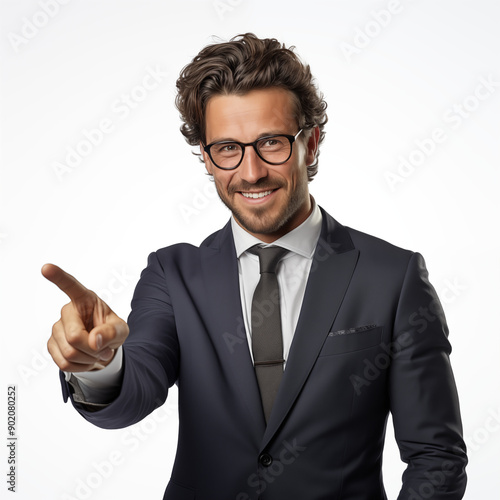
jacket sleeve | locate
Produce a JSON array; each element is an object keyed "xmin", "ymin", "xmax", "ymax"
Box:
[
  {"xmin": 390, "ymin": 252, "xmax": 467, "ymax": 499},
  {"xmin": 60, "ymin": 250, "xmax": 179, "ymax": 429}
]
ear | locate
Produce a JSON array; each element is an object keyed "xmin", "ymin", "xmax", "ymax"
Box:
[
  {"xmin": 200, "ymin": 143, "xmax": 213, "ymax": 175},
  {"xmin": 305, "ymin": 126, "xmax": 320, "ymax": 166}
]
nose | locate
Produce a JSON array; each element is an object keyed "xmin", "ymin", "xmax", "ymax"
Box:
[{"xmin": 238, "ymin": 146, "xmax": 268, "ymax": 184}]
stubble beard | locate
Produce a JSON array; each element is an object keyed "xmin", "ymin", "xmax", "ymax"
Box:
[{"xmin": 212, "ymin": 177, "xmax": 309, "ymax": 236}]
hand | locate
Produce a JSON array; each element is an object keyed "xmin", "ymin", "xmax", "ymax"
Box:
[{"xmin": 41, "ymin": 263, "xmax": 129, "ymax": 372}]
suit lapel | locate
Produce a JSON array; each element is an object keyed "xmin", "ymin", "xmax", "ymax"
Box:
[
  {"xmin": 260, "ymin": 209, "xmax": 359, "ymax": 450},
  {"xmin": 200, "ymin": 222, "xmax": 266, "ymax": 439}
]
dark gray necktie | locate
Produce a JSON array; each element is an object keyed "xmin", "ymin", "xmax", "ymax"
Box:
[{"xmin": 250, "ymin": 246, "xmax": 288, "ymax": 423}]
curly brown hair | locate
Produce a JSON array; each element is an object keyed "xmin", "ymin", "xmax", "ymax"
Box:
[{"xmin": 175, "ymin": 33, "xmax": 328, "ymax": 181}]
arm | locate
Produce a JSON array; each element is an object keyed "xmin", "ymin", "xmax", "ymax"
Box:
[
  {"xmin": 390, "ymin": 253, "xmax": 467, "ymax": 499},
  {"xmin": 44, "ymin": 252, "xmax": 179, "ymax": 428},
  {"xmin": 70, "ymin": 251, "xmax": 179, "ymax": 428}
]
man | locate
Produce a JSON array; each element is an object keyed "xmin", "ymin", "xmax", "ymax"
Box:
[{"xmin": 42, "ymin": 33, "xmax": 467, "ymax": 499}]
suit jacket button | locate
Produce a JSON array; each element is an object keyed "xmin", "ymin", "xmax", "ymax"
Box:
[{"xmin": 259, "ymin": 453, "xmax": 273, "ymax": 467}]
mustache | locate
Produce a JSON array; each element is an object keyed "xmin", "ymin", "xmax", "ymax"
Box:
[{"xmin": 228, "ymin": 179, "xmax": 285, "ymax": 194}]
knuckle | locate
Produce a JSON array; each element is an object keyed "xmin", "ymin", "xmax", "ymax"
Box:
[
  {"xmin": 65, "ymin": 328, "xmax": 82, "ymax": 345},
  {"xmin": 60, "ymin": 302, "xmax": 71, "ymax": 315},
  {"xmin": 47, "ymin": 337, "xmax": 55, "ymax": 355},
  {"xmin": 108, "ymin": 324, "xmax": 119, "ymax": 339},
  {"xmin": 58, "ymin": 358, "xmax": 73, "ymax": 372},
  {"xmin": 61, "ymin": 344, "xmax": 78, "ymax": 361}
]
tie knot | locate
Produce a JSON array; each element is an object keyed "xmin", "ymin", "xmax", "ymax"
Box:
[{"xmin": 251, "ymin": 246, "xmax": 288, "ymax": 274}]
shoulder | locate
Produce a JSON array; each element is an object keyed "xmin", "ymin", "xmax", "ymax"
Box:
[
  {"xmin": 320, "ymin": 206, "xmax": 414, "ymax": 265},
  {"xmin": 344, "ymin": 226, "xmax": 425, "ymax": 287},
  {"xmin": 347, "ymin": 226, "xmax": 413, "ymax": 259},
  {"xmin": 151, "ymin": 220, "xmax": 232, "ymax": 266}
]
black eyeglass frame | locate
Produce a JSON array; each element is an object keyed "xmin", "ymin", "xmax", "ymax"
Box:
[{"xmin": 203, "ymin": 129, "xmax": 303, "ymax": 170}]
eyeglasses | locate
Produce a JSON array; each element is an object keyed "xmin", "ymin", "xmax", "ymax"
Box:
[{"xmin": 203, "ymin": 129, "xmax": 303, "ymax": 170}]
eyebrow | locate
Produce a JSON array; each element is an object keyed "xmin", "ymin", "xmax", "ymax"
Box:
[{"xmin": 207, "ymin": 130, "xmax": 291, "ymax": 144}]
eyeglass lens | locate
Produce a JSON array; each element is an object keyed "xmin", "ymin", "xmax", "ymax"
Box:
[{"xmin": 210, "ymin": 136, "xmax": 292, "ymax": 169}]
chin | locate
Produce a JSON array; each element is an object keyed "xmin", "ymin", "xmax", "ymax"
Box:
[{"xmin": 235, "ymin": 210, "xmax": 290, "ymax": 236}]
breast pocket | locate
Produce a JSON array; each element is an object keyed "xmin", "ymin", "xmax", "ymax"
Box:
[{"xmin": 318, "ymin": 325, "xmax": 383, "ymax": 356}]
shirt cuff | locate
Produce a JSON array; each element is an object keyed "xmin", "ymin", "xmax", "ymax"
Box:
[{"xmin": 64, "ymin": 346, "xmax": 123, "ymax": 404}]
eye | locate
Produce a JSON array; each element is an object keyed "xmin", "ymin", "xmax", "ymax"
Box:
[
  {"xmin": 259, "ymin": 136, "xmax": 287, "ymax": 150},
  {"xmin": 214, "ymin": 143, "xmax": 241, "ymax": 155}
]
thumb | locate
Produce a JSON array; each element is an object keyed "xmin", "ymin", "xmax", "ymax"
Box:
[{"xmin": 88, "ymin": 315, "xmax": 129, "ymax": 352}]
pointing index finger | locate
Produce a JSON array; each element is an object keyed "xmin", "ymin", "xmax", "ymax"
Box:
[{"xmin": 41, "ymin": 263, "xmax": 90, "ymax": 301}]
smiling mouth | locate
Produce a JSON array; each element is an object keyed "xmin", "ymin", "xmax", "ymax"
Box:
[{"xmin": 240, "ymin": 189, "xmax": 275, "ymax": 199}]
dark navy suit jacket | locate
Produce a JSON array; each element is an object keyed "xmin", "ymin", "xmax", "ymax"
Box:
[{"xmin": 60, "ymin": 207, "xmax": 467, "ymax": 499}]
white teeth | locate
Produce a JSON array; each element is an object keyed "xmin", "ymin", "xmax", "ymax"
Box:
[{"xmin": 241, "ymin": 190, "xmax": 273, "ymax": 199}]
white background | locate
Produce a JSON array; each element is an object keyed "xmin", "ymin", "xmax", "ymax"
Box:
[{"xmin": 1, "ymin": 0, "xmax": 499, "ymax": 498}]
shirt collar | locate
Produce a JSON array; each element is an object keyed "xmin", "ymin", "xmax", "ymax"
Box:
[{"xmin": 231, "ymin": 196, "xmax": 322, "ymax": 259}]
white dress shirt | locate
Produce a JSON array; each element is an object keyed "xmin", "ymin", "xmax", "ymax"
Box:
[
  {"xmin": 69, "ymin": 198, "xmax": 322, "ymax": 401},
  {"xmin": 231, "ymin": 198, "xmax": 322, "ymax": 366}
]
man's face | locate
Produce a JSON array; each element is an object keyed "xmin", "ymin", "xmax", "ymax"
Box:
[{"xmin": 202, "ymin": 88, "xmax": 318, "ymax": 243}]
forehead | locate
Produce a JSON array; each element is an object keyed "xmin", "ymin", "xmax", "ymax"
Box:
[{"xmin": 204, "ymin": 88, "xmax": 297, "ymax": 143}]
